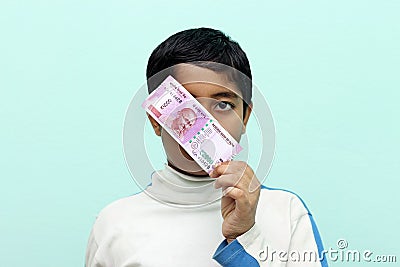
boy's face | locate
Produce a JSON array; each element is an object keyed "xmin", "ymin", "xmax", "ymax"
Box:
[{"xmin": 148, "ymin": 64, "xmax": 252, "ymax": 176}]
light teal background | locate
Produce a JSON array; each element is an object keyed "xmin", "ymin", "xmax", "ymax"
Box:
[{"xmin": 1, "ymin": 1, "xmax": 399, "ymax": 266}]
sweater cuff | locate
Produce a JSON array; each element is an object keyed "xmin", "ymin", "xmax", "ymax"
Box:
[{"xmin": 213, "ymin": 237, "xmax": 259, "ymax": 266}]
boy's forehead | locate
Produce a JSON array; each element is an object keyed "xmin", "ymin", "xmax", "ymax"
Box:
[{"xmin": 172, "ymin": 64, "xmax": 243, "ymax": 98}]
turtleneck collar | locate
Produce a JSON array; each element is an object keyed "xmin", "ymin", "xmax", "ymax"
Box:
[
  {"xmin": 165, "ymin": 164, "xmax": 216, "ymax": 182},
  {"xmin": 145, "ymin": 164, "xmax": 222, "ymax": 207}
]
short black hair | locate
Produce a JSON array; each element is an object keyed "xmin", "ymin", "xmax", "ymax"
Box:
[{"xmin": 146, "ymin": 27, "xmax": 252, "ymax": 117}]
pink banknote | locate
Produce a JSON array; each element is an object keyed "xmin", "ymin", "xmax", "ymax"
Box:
[{"xmin": 142, "ymin": 75, "xmax": 243, "ymax": 173}]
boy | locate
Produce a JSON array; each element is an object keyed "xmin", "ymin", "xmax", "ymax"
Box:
[{"xmin": 85, "ymin": 27, "xmax": 328, "ymax": 267}]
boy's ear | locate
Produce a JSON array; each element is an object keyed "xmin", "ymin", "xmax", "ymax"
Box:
[
  {"xmin": 147, "ymin": 114, "xmax": 162, "ymax": 136},
  {"xmin": 241, "ymin": 102, "xmax": 253, "ymax": 134}
]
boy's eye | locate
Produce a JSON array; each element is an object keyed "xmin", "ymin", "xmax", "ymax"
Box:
[{"xmin": 214, "ymin": 101, "xmax": 235, "ymax": 111}]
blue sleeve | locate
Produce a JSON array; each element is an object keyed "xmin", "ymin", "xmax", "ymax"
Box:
[{"xmin": 213, "ymin": 239, "xmax": 260, "ymax": 267}]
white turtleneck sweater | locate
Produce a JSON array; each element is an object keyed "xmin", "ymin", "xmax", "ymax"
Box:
[{"xmin": 85, "ymin": 165, "xmax": 328, "ymax": 267}]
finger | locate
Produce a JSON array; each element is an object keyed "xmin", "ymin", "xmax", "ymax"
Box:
[
  {"xmin": 209, "ymin": 161, "xmax": 231, "ymax": 178},
  {"xmin": 209, "ymin": 161, "xmax": 246, "ymax": 178},
  {"xmin": 214, "ymin": 174, "xmax": 240, "ymax": 189},
  {"xmin": 248, "ymin": 175, "xmax": 261, "ymax": 193},
  {"xmin": 214, "ymin": 174, "xmax": 253, "ymax": 191},
  {"xmin": 218, "ymin": 170, "xmax": 259, "ymax": 193},
  {"xmin": 222, "ymin": 187, "xmax": 249, "ymax": 211},
  {"xmin": 214, "ymin": 169, "xmax": 254, "ymax": 192}
]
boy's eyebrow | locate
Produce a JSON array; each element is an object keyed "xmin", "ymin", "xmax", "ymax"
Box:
[{"xmin": 191, "ymin": 91, "xmax": 240, "ymax": 100}]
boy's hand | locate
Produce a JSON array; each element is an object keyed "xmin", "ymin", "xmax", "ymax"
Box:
[{"xmin": 210, "ymin": 161, "xmax": 261, "ymax": 243}]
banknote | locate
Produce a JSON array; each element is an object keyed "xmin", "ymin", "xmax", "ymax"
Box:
[{"xmin": 142, "ymin": 75, "xmax": 243, "ymax": 174}]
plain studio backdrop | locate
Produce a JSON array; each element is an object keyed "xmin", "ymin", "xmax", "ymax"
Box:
[{"xmin": 0, "ymin": 1, "xmax": 399, "ymax": 266}]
